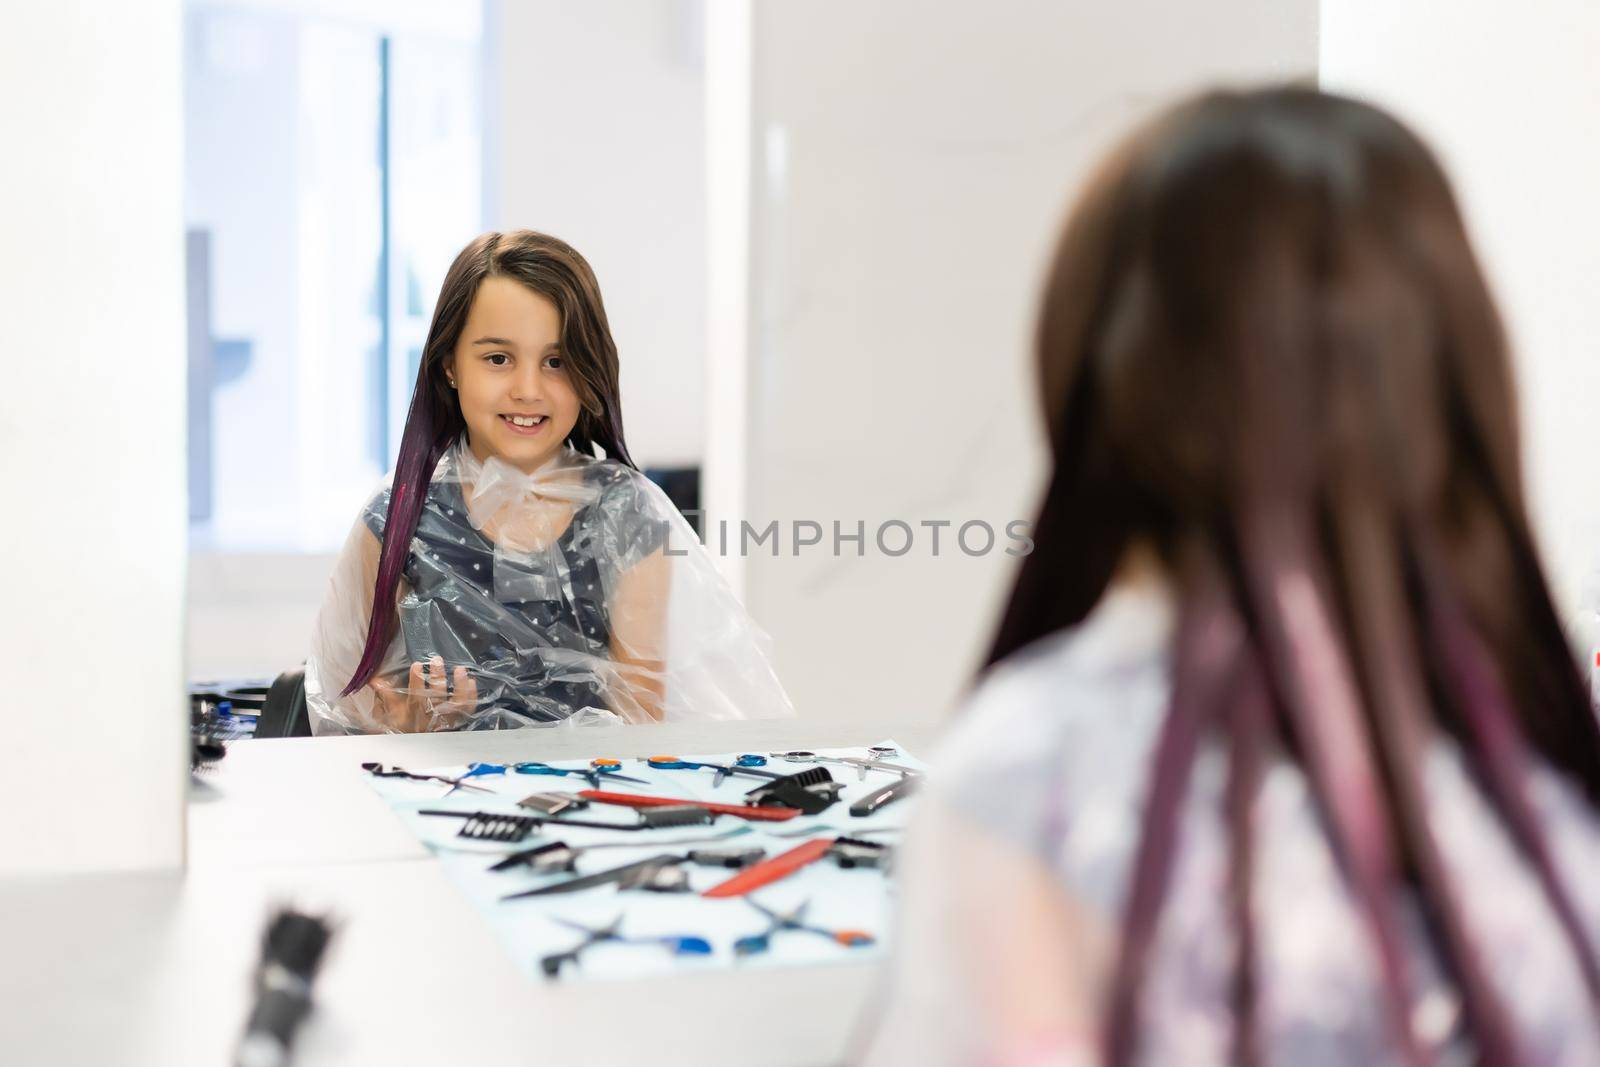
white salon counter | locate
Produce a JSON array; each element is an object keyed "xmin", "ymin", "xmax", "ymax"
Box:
[{"xmin": 1, "ymin": 715, "xmax": 943, "ymax": 1067}]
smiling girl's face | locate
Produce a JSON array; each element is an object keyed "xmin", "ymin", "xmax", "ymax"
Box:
[{"xmin": 448, "ymin": 275, "xmax": 583, "ymax": 473}]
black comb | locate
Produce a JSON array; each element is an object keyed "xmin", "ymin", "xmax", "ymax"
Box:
[
  {"xmin": 422, "ymin": 805, "xmax": 716, "ymax": 841},
  {"xmin": 458, "ymin": 812, "xmax": 540, "ymax": 842},
  {"xmin": 419, "ymin": 809, "xmax": 542, "ymax": 841}
]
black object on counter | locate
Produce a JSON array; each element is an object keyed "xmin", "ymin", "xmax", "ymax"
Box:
[
  {"xmin": 234, "ymin": 907, "xmax": 334, "ymax": 1067},
  {"xmin": 743, "ymin": 766, "xmax": 843, "ymax": 815}
]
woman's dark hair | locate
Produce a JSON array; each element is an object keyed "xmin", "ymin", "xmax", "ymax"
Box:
[
  {"xmin": 988, "ymin": 87, "xmax": 1600, "ymax": 1063},
  {"xmin": 342, "ymin": 230, "xmax": 634, "ymax": 697}
]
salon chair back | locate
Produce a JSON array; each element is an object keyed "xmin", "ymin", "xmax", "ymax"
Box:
[{"xmin": 256, "ymin": 666, "xmax": 311, "ymax": 738}]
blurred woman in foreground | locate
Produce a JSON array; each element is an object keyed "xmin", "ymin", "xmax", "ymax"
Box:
[{"xmin": 866, "ymin": 87, "xmax": 1600, "ymax": 1066}]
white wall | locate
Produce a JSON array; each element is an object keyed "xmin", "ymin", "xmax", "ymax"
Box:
[
  {"xmin": 0, "ymin": 0, "xmax": 188, "ymax": 873},
  {"xmin": 490, "ymin": 0, "xmax": 707, "ymax": 469},
  {"xmin": 1320, "ymin": 1, "xmax": 1600, "ymax": 644},
  {"xmin": 187, "ymin": 552, "xmax": 334, "ymax": 679},
  {"xmin": 734, "ymin": 0, "xmax": 1320, "ymax": 724}
]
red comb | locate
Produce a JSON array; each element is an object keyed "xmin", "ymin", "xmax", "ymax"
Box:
[
  {"xmin": 702, "ymin": 838, "xmax": 834, "ymax": 898},
  {"xmin": 576, "ymin": 789, "xmax": 799, "ymax": 822}
]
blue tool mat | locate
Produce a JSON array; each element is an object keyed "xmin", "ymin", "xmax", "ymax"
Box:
[{"xmin": 364, "ymin": 741, "xmax": 924, "ymax": 982}]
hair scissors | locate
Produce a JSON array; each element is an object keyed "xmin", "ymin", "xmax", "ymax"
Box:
[
  {"xmin": 361, "ymin": 761, "xmax": 496, "ymax": 796},
  {"xmin": 539, "ymin": 914, "xmax": 712, "ymax": 979},
  {"xmin": 512, "ymin": 758, "xmax": 648, "ymax": 786},
  {"xmin": 733, "ymin": 897, "xmax": 874, "ymax": 957},
  {"xmin": 646, "ymin": 753, "xmax": 778, "ymax": 786},
  {"xmin": 440, "ymin": 761, "xmax": 508, "ymax": 795},
  {"xmin": 770, "ymin": 750, "xmax": 919, "ymax": 779}
]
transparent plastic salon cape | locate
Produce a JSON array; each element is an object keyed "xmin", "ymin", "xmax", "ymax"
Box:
[{"xmin": 305, "ymin": 442, "xmax": 794, "ymax": 733}]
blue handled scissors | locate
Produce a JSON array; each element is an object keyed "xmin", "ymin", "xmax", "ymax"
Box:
[
  {"xmin": 513, "ymin": 758, "xmax": 648, "ymax": 787},
  {"xmin": 441, "ymin": 761, "xmax": 508, "ymax": 796},
  {"xmin": 539, "ymin": 914, "xmax": 711, "ymax": 979},
  {"xmin": 733, "ymin": 897, "xmax": 875, "ymax": 957},
  {"xmin": 646, "ymin": 753, "xmax": 777, "ymax": 787}
]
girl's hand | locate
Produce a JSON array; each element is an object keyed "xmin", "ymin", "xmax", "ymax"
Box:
[{"xmin": 367, "ymin": 655, "xmax": 478, "ymax": 732}]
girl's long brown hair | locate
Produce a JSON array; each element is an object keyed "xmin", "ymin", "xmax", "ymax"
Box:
[
  {"xmin": 342, "ymin": 230, "xmax": 635, "ymax": 697},
  {"xmin": 987, "ymin": 87, "xmax": 1600, "ymax": 1063}
]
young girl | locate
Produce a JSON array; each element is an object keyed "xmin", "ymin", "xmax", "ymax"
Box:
[
  {"xmin": 865, "ymin": 89, "xmax": 1600, "ymax": 1065},
  {"xmin": 305, "ymin": 230, "xmax": 792, "ymax": 733}
]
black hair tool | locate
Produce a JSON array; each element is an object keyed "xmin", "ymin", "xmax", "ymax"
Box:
[
  {"xmin": 504, "ymin": 854, "xmax": 688, "ymax": 899},
  {"xmin": 770, "ymin": 749, "xmax": 924, "ymax": 816},
  {"xmin": 192, "ymin": 730, "xmax": 229, "ymax": 775},
  {"xmin": 849, "ymin": 773, "xmax": 921, "ymax": 816},
  {"xmin": 489, "ymin": 828, "xmax": 762, "ymax": 874},
  {"xmin": 743, "ymin": 766, "xmax": 843, "ymax": 815},
  {"xmin": 830, "ymin": 836, "xmax": 894, "ymax": 869},
  {"xmin": 490, "ymin": 840, "xmax": 582, "ymax": 874},
  {"xmin": 422, "ymin": 810, "xmax": 541, "ymax": 842},
  {"xmin": 420, "ymin": 804, "xmax": 717, "ymax": 843},
  {"xmin": 516, "ymin": 792, "xmax": 589, "ymax": 816},
  {"xmin": 234, "ymin": 907, "xmax": 334, "ymax": 1067},
  {"xmin": 503, "ymin": 845, "xmax": 765, "ymax": 898},
  {"xmin": 685, "ymin": 846, "xmax": 767, "ymax": 868},
  {"xmin": 191, "ymin": 697, "xmax": 243, "ymax": 775}
]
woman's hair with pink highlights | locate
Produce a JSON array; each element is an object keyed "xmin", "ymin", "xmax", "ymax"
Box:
[{"xmin": 990, "ymin": 87, "xmax": 1599, "ymax": 1064}]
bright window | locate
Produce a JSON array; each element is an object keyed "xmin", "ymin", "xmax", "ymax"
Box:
[{"xmin": 184, "ymin": 1, "xmax": 484, "ymax": 551}]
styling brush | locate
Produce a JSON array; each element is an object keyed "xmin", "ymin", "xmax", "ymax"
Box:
[{"xmin": 234, "ymin": 907, "xmax": 335, "ymax": 1067}]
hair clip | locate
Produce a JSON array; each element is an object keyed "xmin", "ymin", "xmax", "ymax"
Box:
[
  {"xmin": 743, "ymin": 767, "xmax": 843, "ymax": 815},
  {"xmin": 828, "ymin": 836, "xmax": 893, "ymax": 869},
  {"xmin": 490, "ymin": 840, "xmax": 581, "ymax": 874},
  {"xmin": 516, "ymin": 791, "xmax": 590, "ymax": 816},
  {"xmin": 768, "ymin": 750, "xmax": 922, "ymax": 815},
  {"xmin": 685, "ymin": 846, "xmax": 766, "ymax": 869}
]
